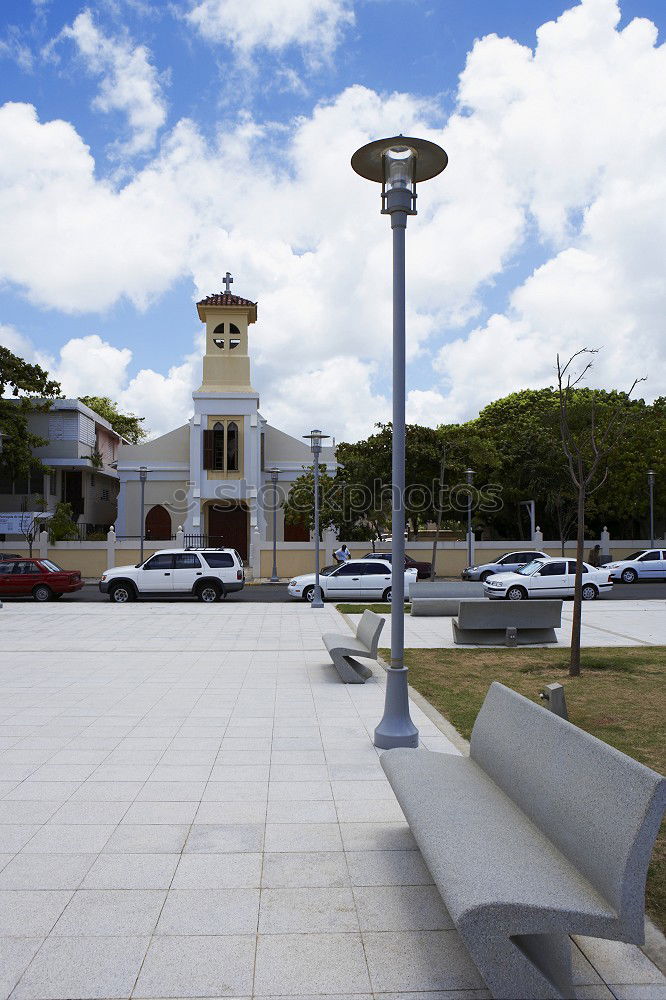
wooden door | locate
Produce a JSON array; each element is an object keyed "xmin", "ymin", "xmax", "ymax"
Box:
[
  {"xmin": 208, "ymin": 504, "xmax": 248, "ymax": 559},
  {"xmin": 145, "ymin": 505, "xmax": 172, "ymax": 540}
]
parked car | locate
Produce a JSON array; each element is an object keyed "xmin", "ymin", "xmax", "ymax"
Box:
[
  {"xmin": 0, "ymin": 553, "xmax": 22, "ymax": 561},
  {"xmin": 0, "ymin": 558, "xmax": 83, "ymax": 601},
  {"xmin": 462, "ymin": 550, "xmax": 548, "ymax": 582},
  {"xmin": 482, "ymin": 556, "xmax": 612, "ymax": 601},
  {"xmin": 99, "ymin": 548, "xmax": 244, "ymax": 603},
  {"xmin": 361, "ymin": 552, "xmax": 432, "ymax": 579},
  {"xmin": 288, "ymin": 558, "xmax": 417, "ymax": 602},
  {"xmin": 603, "ymin": 548, "xmax": 666, "ymax": 584}
]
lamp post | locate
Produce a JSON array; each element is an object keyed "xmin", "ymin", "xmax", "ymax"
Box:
[
  {"xmin": 465, "ymin": 468, "xmax": 475, "ymax": 573},
  {"xmin": 139, "ymin": 466, "xmax": 148, "ymax": 562},
  {"xmin": 647, "ymin": 470, "xmax": 655, "ymax": 548},
  {"xmin": 268, "ymin": 467, "xmax": 280, "ymax": 583},
  {"xmin": 302, "ymin": 430, "xmax": 330, "ymax": 609},
  {"xmin": 352, "ymin": 134, "xmax": 447, "ymax": 750}
]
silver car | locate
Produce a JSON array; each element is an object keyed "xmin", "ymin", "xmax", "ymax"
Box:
[
  {"xmin": 603, "ymin": 549, "xmax": 666, "ymax": 584},
  {"xmin": 461, "ymin": 550, "xmax": 548, "ymax": 582}
]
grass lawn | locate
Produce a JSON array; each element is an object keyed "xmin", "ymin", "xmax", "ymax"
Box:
[
  {"xmin": 390, "ymin": 645, "xmax": 666, "ymax": 933},
  {"xmin": 336, "ymin": 603, "xmax": 410, "ymax": 614}
]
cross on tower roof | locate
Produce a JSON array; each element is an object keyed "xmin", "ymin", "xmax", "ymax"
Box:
[{"xmin": 222, "ymin": 272, "xmax": 233, "ymax": 293}]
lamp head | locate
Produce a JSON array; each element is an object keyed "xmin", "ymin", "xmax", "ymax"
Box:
[
  {"xmin": 351, "ymin": 135, "xmax": 447, "ymax": 214},
  {"xmin": 647, "ymin": 469, "xmax": 655, "ymax": 485},
  {"xmin": 268, "ymin": 467, "xmax": 280, "ymax": 483},
  {"xmin": 139, "ymin": 466, "xmax": 148, "ymax": 482},
  {"xmin": 302, "ymin": 429, "xmax": 330, "ymax": 455},
  {"xmin": 465, "ymin": 468, "xmax": 475, "ymax": 484}
]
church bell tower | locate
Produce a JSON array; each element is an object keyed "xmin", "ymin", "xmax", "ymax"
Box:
[{"xmin": 196, "ymin": 272, "xmax": 258, "ymax": 392}]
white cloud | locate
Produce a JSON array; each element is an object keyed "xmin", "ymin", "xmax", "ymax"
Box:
[
  {"xmin": 185, "ymin": 0, "xmax": 354, "ymax": 63},
  {"xmin": 1, "ymin": 0, "xmax": 665, "ymax": 441},
  {"xmin": 59, "ymin": 10, "xmax": 167, "ymax": 156}
]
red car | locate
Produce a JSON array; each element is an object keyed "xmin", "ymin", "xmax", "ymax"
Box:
[{"xmin": 0, "ymin": 558, "xmax": 83, "ymax": 602}]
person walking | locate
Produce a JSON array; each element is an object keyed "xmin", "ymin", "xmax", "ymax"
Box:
[
  {"xmin": 334, "ymin": 543, "xmax": 351, "ymax": 564},
  {"xmin": 587, "ymin": 543, "xmax": 602, "ymax": 567}
]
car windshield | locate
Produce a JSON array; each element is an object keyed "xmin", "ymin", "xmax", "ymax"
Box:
[
  {"xmin": 40, "ymin": 559, "xmax": 63, "ymax": 572},
  {"xmin": 517, "ymin": 559, "xmax": 544, "ymax": 576},
  {"xmin": 625, "ymin": 551, "xmax": 647, "ymax": 561}
]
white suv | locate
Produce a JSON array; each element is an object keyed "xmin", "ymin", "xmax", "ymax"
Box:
[{"xmin": 99, "ymin": 548, "xmax": 245, "ymax": 603}]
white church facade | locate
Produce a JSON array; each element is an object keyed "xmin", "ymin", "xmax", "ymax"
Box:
[{"xmin": 115, "ymin": 280, "xmax": 336, "ymax": 576}]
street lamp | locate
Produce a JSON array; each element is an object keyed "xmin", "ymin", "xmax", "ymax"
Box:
[
  {"xmin": 647, "ymin": 470, "xmax": 655, "ymax": 548},
  {"xmin": 352, "ymin": 134, "xmax": 448, "ymax": 750},
  {"xmin": 268, "ymin": 467, "xmax": 280, "ymax": 583},
  {"xmin": 139, "ymin": 466, "xmax": 148, "ymax": 562},
  {"xmin": 465, "ymin": 469, "xmax": 475, "ymax": 569},
  {"xmin": 302, "ymin": 430, "xmax": 330, "ymax": 609}
]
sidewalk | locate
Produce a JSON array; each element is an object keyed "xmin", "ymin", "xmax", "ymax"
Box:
[{"xmin": 0, "ymin": 601, "xmax": 663, "ymax": 999}]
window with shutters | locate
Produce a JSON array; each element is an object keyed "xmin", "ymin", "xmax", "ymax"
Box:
[
  {"xmin": 227, "ymin": 422, "xmax": 239, "ymax": 471},
  {"xmin": 212, "ymin": 422, "xmax": 225, "ymax": 470},
  {"xmin": 203, "ymin": 418, "xmax": 242, "ymax": 475}
]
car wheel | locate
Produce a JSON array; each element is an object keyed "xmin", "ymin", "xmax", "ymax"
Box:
[
  {"xmin": 621, "ymin": 568, "xmax": 637, "ymax": 584},
  {"xmin": 582, "ymin": 583, "xmax": 598, "ymax": 601},
  {"xmin": 303, "ymin": 584, "xmax": 316, "ymax": 603},
  {"xmin": 32, "ymin": 584, "xmax": 52, "ymax": 603},
  {"xmin": 479, "ymin": 571, "xmax": 492, "ymax": 583},
  {"xmin": 506, "ymin": 586, "xmax": 526, "ymax": 601},
  {"xmin": 197, "ymin": 582, "xmax": 221, "ymax": 603},
  {"xmin": 109, "ymin": 582, "xmax": 134, "ymax": 603}
]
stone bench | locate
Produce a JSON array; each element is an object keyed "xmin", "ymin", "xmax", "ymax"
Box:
[
  {"xmin": 411, "ymin": 597, "xmax": 486, "ymax": 617},
  {"xmin": 409, "ymin": 581, "xmax": 485, "ymax": 599},
  {"xmin": 381, "ymin": 682, "xmax": 666, "ymax": 999},
  {"xmin": 452, "ymin": 598, "xmax": 562, "ymax": 645},
  {"xmin": 322, "ymin": 609, "xmax": 384, "ymax": 684}
]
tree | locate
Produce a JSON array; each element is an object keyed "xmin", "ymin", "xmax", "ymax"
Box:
[
  {"xmin": 47, "ymin": 502, "xmax": 79, "ymax": 542},
  {"xmin": 0, "ymin": 347, "xmax": 61, "ymax": 482},
  {"xmin": 79, "ymin": 396, "xmax": 147, "ymax": 444},
  {"xmin": 19, "ymin": 495, "xmax": 49, "ymax": 557},
  {"xmin": 557, "ymin": 350, "xmax": 645, "ymax": 677},
  {"xmin": 282, "ymin": 465, "xmax": 340, "ymax": 540}
]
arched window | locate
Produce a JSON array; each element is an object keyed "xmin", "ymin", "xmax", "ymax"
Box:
[
  {"xmin": 213, "ymin": 323, "xmax": 225, "ymax": 349},
  {"xmin": 226, "ymin": 421, "xmax": 239, "ymax": 471},
  {"xmin": 229, "ymin": 324, "xmax": 241, "ymax": 350},
  {"xmin": 212, "ymin": 421, "xmax": 225, "ymax": 470}
]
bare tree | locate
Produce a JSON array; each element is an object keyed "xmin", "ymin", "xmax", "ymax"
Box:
[
  {"xmin": 557, "ymin": 350, "xmax": 645, "ymax": 676},
  {"xmin": 19, "ymin": 494, "xmax": 47, "ymax": 557},
  {"xmin": 430, "ymin": 451, "xmax": 446, "ymax": 581}
]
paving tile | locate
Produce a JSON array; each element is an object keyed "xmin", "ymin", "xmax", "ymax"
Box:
[
  {"xmin": 0, "ymin": 853, "xmax": 96, "ymax": 890},
  {"xmin": 0, "ymin": 801, "xmax": 59, "ymax": 824},
  {"xmin": 263, "ymin": 823, "xmax": 343, "ymax": 852},
  {"xmin": 68, "ymin": 781, "xmax": 144, "ymax": 801},
  {"xmin": 0, "ymin": 826, "xmax": 41, "ymax": 853},
  {"xmin": 103, "ymin": 823, "xmax": 189, "ymax": 853},
  {"xmin": 184, "ymin": 822, "xmax": 264, "ymax": 853},
  {"xmin": 363, "ymin": 930, "xmax": 486, "ymax": 992},
  {"xmin": 266, "ymin": 799, "xmax": 337, "ymax": 823},
  {"xmin": 0, "ymin": 890, "xmax": 72, "ymax": 935},
  {"xmin": 156, "ymin": 888, "xmax": 260, "ymax": 935},
  {"xmin": 335, "ymin": 799, "xmax": 405, "ymax": 823},
  {"xmin": 339, "ymin": 822, "xmax": 417, "ymax": 851},
  {"xmin": 254, "ymin": 932, "xmax": 371, "ymax": 995},
  {"xmin": 202, "ymin": 781, "xmax": 268, "ymax": 801},
  {"xmin": 353, "ymin": 885, "xmax": 453, "ymax": 931},
  {"xmin": 21, "ymin": 823, "xmax": 115, "ymax": 854},
  {"xmin": 209, "ymin": 765, "xmax": 270, "ymax": 782},
  {"xmin": 194, "ymin": 801, "xmax": 267, "ymax": 824},
  {"xmin": 259, "ymin": 886, "xmax": 358, "ymax": 933},
  {"xmin": 0, "ymin": 937, "xmax": 44, "ymax": 999},
  {"xmin": 574, "ymin": 937, "xmax": 666, "ymax": 984},
  {"xmin": 269, "ymin": 765, "xmax": 329, "ymax": 783},
  {"xmin": 346, "ymin": 850, "xmax": 433, "ymax": 886},
  {"xmin": 172, "ymin": 853, "xmax": 262, "ymax": 889},
  {"xmin": 3, "ymin": 781, "xmax": 82, "ymax": 801},
  {"xmin": 607, "ymin": 987, "xmax": 666, "ymax": 999},
  {"xmin": 134, "ymin": 934, "xmax": 255, "ymax": 998},
  {"xmin": 267, "ymin": 781, "xmax": 332, "ymax": 801},
  {"xmin": 51, "ymin": 888, "xmax": 166, "ymax": 936},
  {"xmin": 122, "ymin": 801, "xmax": 198, "ymax": 825},
  {"xmin": 81, "ymin": 853, "xmax": 180, "ymax": 889},
  {"xmin": 11, "ymin": 934, "xmax": 150, "ymax": 999},
  {"xmin": 261, "ymin": 852, "xmax": 350, "ymax": 888},
  {"xmin": 136, "ymin": 781, "xmax": 207, "ymax": 802},
  {"xmin": 50, "ymin": 800, "xmax": 131, "ymax": 824}
]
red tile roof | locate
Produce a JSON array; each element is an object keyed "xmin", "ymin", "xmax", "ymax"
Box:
[{"xmin": 197, "ymin": 292, "xmax": 257, "ymax": 308}]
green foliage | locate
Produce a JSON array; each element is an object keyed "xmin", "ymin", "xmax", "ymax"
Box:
[
  {"xmin": 282, "ymin": 465, "xmax": 339, "ymax": 539},
  {"xmin": 48, "ymin": 502, "xmax": 79, "ymax": 542},
  {"xmin": 0, "ymin": 346, "xmax": 61, "ymax": 481},
  {"xmin": 79, "ymin": 395, "xmax": 147, "ymax": 444}
]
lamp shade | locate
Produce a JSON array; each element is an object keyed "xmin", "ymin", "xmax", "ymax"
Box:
[{"xmin": 351, "ymin": 135, "xmax": 448, "ymax": 185}]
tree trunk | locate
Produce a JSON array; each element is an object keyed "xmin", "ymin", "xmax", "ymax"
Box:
[
  {"xmin": 569, "ymin": 475, "xmax": 586, "ymax": 677},
  {"xmin": 430, "ymin": 457, "xmax": 445, "ymax": 581}
]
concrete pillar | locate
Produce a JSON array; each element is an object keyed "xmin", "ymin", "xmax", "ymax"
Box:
[
  {"xmin": 600, "ymin": 525, "xmax": 611, "ymax": 563},
  {"xmin": 534, "ymin": 525, "xmax": 544, "ymax": 548},
  {"xmin": 324, "ymin": 526, "xmax": 337, "ymax": 565},
  {"xmin": 175, "ymin": 525, "xmax": 184, "ymax": 548},
  {"xmin": 106, "ymin": 526, "xmax": 116, "ymax": 569},
  {"xmin": 250, "ymin": 527, "xmax": 261, "ymax": 580},
  {"xmin": 39, "ymin": 529, "xmax": 49, "ymax": 560},
  {"xmin": 467, "ymin": 528, "xmax": 476, "ymax": 566}
]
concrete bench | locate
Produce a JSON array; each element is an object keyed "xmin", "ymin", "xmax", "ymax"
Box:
[
  {"xmin": 411, "ymin": 597, "xmax": 486, "ymax": 617},
  {"xmin": 322, "ymin": 609, "xmax": 384, "ymax": 684},
  {"xmin": 452, "ymin": 598, "xmax": 561, "ymax": 645},
  {"xmin": 381, "ymin": 682, "xmax": 666, "ymax": 1000},
  {"xmin": 409, "ymin": 581, "xmax": 485, "ymax": 599}
]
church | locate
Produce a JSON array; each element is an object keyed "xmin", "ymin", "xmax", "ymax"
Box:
[{"xmin": 115, "ymin": 277, "xmax": 336, "ymax": 577}]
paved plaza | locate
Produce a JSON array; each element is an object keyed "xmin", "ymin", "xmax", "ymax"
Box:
[
  {"xmin": 0, "ymin": 601, "xmax": 664, "ymax": 999},
  {"xmin": 346, "ymin": 599, "xmax": 666, "ymax": 649}
]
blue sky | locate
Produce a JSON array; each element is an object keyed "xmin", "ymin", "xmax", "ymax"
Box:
[{"xmin": 1, "ymin": 0, "xmax": 665, "ymax": 440}]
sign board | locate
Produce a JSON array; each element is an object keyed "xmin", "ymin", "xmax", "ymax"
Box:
[{"xmin": 0, "ymin": 511, "xmax": 53, "ymax": 535}]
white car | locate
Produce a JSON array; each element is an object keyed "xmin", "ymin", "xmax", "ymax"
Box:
[
  {"xmin": 603, "ymin": 548, "xmax": 666, "ymax": 584},
  {"xmin": 288, "ymin": 558, "xmax": 417, "ymax": 602},
  {"xmin": 483, "ymin": 556, "xmax": 613, "ymax": 601},
  {"xmin": 99, "ymin": 548, "xmax": 245, "ymax": 603}
]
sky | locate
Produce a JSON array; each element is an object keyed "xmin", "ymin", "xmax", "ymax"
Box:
[{"xmin": 0, "ymin": 0, "xmax": 664, "ymax": 443}]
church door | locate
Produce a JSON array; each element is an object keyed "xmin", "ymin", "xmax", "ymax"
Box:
[
  {"xmin": 145, "ymin": 505, "xmax": 172, "ymax": 540},
  {"xmin": 208, "ymin": 504, "xmax": 248, "ymax": 560}
]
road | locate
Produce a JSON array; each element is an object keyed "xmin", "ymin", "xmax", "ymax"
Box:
[{"xmin": 3, "ymin": 580, "xmax": 666, "ymax": 604}]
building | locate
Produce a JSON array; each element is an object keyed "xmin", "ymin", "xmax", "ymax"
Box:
[
  {"xmin": 0, "ymin": 398, "xmax": 122, "ymax": 533},
  {"xmin": 115, "ymin": 282, "xmax": 335, "ymax": 574}
]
